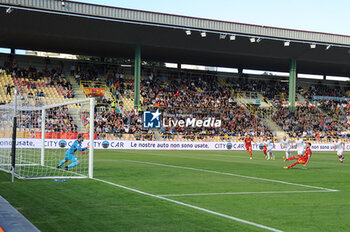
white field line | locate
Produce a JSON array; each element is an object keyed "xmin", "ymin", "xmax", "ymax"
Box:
[
  {"xmin": 158, "ymin": 190, "xmax": 331, "ymax": 197},
  {"xmin": 24, "ymin": 176, "xmax": 87, "ymax": 180},
  {"xmin": 93, "ymin": 177, "xmax": 283, "ymax": 232},
  {"xmin": 122, "ymin": 160, "xmax": 339, "ymax": 192},
  {"xmin": 0, "ymin": 163, "xmax": 40, "ymax": 166},
  {"xmin": 97, "ymin": 151, "xmax": 346, "ymax": 167}
]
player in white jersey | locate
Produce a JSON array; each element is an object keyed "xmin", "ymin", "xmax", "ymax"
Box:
[
  {"xmin": 280, "ymin": 136, "xmax": 292, "ymax": 158},
  {"xmin": 333, "ymin": 137, "xmax": 345, "ymax": 163},
  {"xmin": 265, "ymin": 137, "xmax": 275, "ymax": 160},
  {"xmin": 295, "ymin": 135, "xmax": 305, "ymax": 156}
]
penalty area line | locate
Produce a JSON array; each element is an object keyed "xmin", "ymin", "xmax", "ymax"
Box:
[
  {"xmin": 158, "ymin": 190, "xmax": 332, "ymax": 197},
  {"xmin": 123, "ymin": 160, "xmax": 339, "ymax": 192},
  {"xmin": 92, "ymin": 177, "xmax": 283, "ymax": 232}
]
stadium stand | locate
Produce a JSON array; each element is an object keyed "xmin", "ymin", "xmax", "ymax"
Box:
[
  {"xmin": 89, "ymin": 70, "xmax": 275, "ymax": 141},
  {"xmin": 0, "ymin": 58, "xmax": 86, "ymax": 140},
  {"xmin": 271, "ymin": 103, "xmax": 342, "ymax": 139},
  {"xmin": 1, "ymin": 55, "xmax": 349, "ymax": 142}
]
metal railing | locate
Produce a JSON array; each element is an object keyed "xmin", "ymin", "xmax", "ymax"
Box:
[
  {"xmin": 236, "ymin": 91, "xmax": 274, "ymax": 120},
  {"xmin": 80, "ymin": 80, "xmax": 107, "ymax": 97}
]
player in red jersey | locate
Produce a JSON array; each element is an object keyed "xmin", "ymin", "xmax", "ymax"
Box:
[
  {"xmin": 262, "ymin": 136, "xmax": 268, "ymax": 159},
  {"xmin": 244, "ymin": 134, "xmax": 254, "ymax": 159},
  {"xmin": 283, "ymin": 142, "xmax": 312, "ymax": 169}
]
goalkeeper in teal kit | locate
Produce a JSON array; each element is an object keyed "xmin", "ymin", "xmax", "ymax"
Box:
[{"xmin": 57, "ymin": 134, "xmax": 88, "ymax": 170}]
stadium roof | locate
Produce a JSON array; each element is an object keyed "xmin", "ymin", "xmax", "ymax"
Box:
[{"xmin": 1, "ymin": 0, "xmax": 350, "ymax": 76}]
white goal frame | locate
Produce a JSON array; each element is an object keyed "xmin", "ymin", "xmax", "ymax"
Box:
[
  {"xmin": 0, "ymin": 94, "xmax": 95, "ymax": 180},
  {"xmin": 40, "ymin": 98, "xmax": 95, "ymax": 179}
]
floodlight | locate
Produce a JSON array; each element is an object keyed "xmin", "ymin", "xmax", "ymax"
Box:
[
  {"xmin": 310, "ymin": 44, "xmax": 316, "ymax": 49},
  {"xmin": 256, "ymin": 38, "xmax": 262, "ymax": 43},
  {"xmin": 326, "ymin": 45, "xmax": 331, "ymax": 50},
  {"xmin": 6, "ymin": 7, "xmax": 13, "ymax": 14},
  {"xmin": 229, "ymin": 35, "xmax": 236, "ymax": 40},
  {"xmin": 250, "ymin": 37, "xmax": 256, "ymax": 43},
  {"xmin": 185, "ymin": 30, "xmax": 191, "ymax": 36},
  {"xmin": 219, "ymin": 34, "xmax": 227, "ymax": 40},
  {"xmin": 284, "ymin": 41, "xmax": 290, "ymax": 47},
  {"xmin": 200, "ymin": 32, "xmax": 206, "ymax": 37}
]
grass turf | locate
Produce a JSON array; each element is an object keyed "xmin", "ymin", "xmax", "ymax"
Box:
[{"xmin": 0, "ymin": 150, "xmax": 349, "ymax": 231}]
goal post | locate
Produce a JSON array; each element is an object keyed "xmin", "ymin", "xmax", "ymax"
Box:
[
  {"xmin": 0, "ymin": 93, "xmax": 95, "ymax": 180},
  {"xmin": 11, "ymin": 87, "xmax": 18, "ymax": 183},
  {"xmin": 89, "ymin": 97, "xmax": 94, "ymax": 179},
  {"xmin": 40, "ymin": 108, "xmax": 45, "ymax": 167}
]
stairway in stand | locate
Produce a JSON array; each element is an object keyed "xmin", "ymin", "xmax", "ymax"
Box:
[
  {"xmin": 235, "ymin": 91, "xmax": 287, "ymax": 138},
  {"xmin": 68, "ymin": 76, "xmax": 88, "ymax": 133},
  {"xmin": 69, "ymin": 76, "xmax": 86, "ymax": 100}
]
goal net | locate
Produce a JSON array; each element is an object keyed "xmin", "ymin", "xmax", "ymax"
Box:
[{"xmin": 0, "ymin": 91, "xmax": 94, "ymax": 180}]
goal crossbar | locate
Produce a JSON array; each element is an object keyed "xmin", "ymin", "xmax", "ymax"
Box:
[{"xmin": 0, "ymin": 94, "xmax": 95, "ymax": 181}]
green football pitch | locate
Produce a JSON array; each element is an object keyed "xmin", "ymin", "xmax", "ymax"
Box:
[{"xmin": 1, "ymin": 149, "xmax": 349, "ymax": 232}]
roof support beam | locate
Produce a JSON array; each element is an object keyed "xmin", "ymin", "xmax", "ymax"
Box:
[
  {"xmin": 288, "ymin": 59, "xmax": 297, "ymax": 113},
  {"xmin": 134, "ymin": 44, "xmax": 141, "ymax": 109}
]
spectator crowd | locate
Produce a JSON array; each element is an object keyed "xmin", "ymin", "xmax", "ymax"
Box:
[{"xmin": 2, "ymin": 57, "xmax": 349, "ymax": 140}]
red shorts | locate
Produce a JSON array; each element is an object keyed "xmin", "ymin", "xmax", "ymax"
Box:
[
  {"xmin": 297, "ymin": 157, "xmax": 307, "ymax": 164},
  {"xmin": 246, "ymin": 145, "xmax": 252, "ymax": 151}
]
